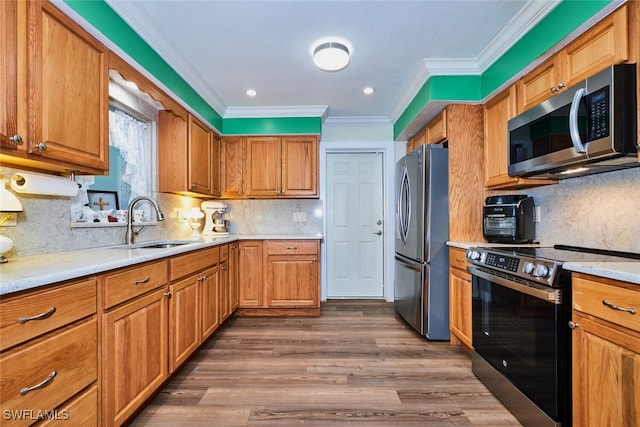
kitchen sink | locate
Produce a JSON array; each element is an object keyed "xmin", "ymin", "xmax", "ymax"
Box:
[{"xmin": 109, "ymin": 240, "xmax": 196, "ymax": 250}]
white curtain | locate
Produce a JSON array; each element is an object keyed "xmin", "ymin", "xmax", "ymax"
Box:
[{"xmin": 108, "ymin": 109, "xmax": 151, "ymax": 200}]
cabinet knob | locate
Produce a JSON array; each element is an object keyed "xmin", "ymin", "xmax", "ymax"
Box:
[
  {"xmin": 568, "ymin": 321, "xmax": 579, "ymax": 329},
  {"xmin": 550, "ymin": 86, "xmax": 558, "ymax": 93},
  {"xmin": 557, "ymin": 82, "xmax": 566, "ymax": 89},
  {"xmin": 35, "ymin": 142, "xmax": 47, "ymax": 151},
  {"xmin": 164, "ymin": 292, "xmax": 172, "ymax": 299},
  {"xmin": 9, "ymin": 135, "xmax": 23, "ymax": 145}
]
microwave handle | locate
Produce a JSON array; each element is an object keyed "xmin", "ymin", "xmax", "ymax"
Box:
[{"xmin": 569, "ymin": 88, "xmax": 587, "ymax": 153}]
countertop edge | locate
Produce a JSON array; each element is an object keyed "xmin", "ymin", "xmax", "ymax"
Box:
[
  {"xmin": 0, "ymin": 234, "xmax": 323, "ymax": 296},
  {"xmin": 563, "ymin": 262, "xmax": 640, "ymax": 285}
]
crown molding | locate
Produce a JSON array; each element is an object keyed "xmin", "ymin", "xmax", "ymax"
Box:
[
  {"xmin": 105, "ymin": 0, "xmax": 228, "ymax": 116},
  {"xmin": 224, "ymin": 106, "xmax": 329, "ymax": 120},
  {"xmin": 322, "ymin": 116, "xmax": 392, "ymax": 128}
]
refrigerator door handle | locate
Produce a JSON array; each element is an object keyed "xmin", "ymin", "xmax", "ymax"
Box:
[
  {"xmin": 397, "ymin": 165, "xmax": 411, "ymax": 244},
  {"xmin": 395, "ymin": 255, "xmax": 421, "ymax": 272}
]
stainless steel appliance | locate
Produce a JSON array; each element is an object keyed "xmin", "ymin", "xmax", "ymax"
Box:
[
  {"xmin": 394, "ymin": 144, "xmax": 449, "ymax": 340},
  {"xmin": 483, "ymin": 195, "xmax": 535, "ymax": 243},
  {"xmin": 508, "ymin": 63, "xmax": 638, "ymax": 179},
  {"xmin": 467, "ymin": 245, "xmax": 640, "ymax": 426}
]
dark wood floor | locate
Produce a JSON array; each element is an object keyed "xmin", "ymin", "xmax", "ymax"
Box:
[{"xmin": 130, "ymin": 300, "xmax": 521, "ymax": 426}]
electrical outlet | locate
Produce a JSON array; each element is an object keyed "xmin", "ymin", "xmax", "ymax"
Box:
[
  {"xmin": 293, "ymin": 212, "xmax": 307, "ymax": 222},
  {"xmin": 0, "ymin": 213, "xmax": 17, "ymax": 227},
  {"xmin": 534, "ymin": 206, "xmax": 542, "ymax": 223}
]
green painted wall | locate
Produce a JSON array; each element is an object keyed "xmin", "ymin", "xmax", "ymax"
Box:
[
  {"xmin": 64, "ymin": 0, "xmax": 611, "ymax": 139},
  {"xmin": 394, "ymin": 0, "xmax": 613, "ymax": 139}
]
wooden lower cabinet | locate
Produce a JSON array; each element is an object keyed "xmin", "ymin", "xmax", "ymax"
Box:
[
  {"xmin": 229, "ymin": 242, "xmax": 240, "ymax": 311},
  {"xmin": 238, "ymin": 240, "xmax": 320, "ymax": 316},
  {"xmin": 448, "ymin": 247, "xmax": 472, "ymax": 349},
  {"xmin": 169, "ymin": 273, "xmax": 201, "ymax": 373},
  {"xmin": 571, "ymin": 273, "xmax": 640, "ymax": 427},
  {"xmin": 101, "ymin": 287, "xmax": 169, "ymax": 426}
]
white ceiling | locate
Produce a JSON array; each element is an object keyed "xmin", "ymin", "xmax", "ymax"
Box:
[{"xmin": 105, "ymin": 0, "xmax": 560, "ymax": 126}]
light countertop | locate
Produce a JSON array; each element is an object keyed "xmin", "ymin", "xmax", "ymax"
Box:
[
  {"xmin": 0, "ymin": 234, "xmax": 323, "ymax": 296},
  {"xmin": 447, "ymin": 241, "xmax": 640, "ymax": 285}
]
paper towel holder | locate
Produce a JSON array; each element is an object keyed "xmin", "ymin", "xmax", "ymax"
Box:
[{"xmin": 11, "ymin": 171, "xmax": 81, "ymax": 197}]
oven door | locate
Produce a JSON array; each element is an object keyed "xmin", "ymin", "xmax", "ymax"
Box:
[{"xmin": 471, "ymin": 266, "xmax": 569, "ymax": 424}]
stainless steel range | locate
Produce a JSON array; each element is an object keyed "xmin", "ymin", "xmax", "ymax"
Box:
[{"xmin": 466, "ymin": 244, "xmax": 640, "ymax": 427}]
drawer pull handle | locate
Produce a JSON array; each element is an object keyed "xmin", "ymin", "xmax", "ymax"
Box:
[
  {"xmin": 602, "ymin": 300, "xmax": 636, "ymax": 315},
  {"xmin": 19, "ymin": 307, "xmax": 56, "ymax": 324},
  {"xmin": 456, "ymin": 258, "xmax": 465, "ymax": 263},
  {"xmin": 286, "ymin": 246, "xmax": 298, "ymax": 250},
  {"xmin": 20, "ymin": 371, "xmax": 57, "ymax": 395},
  {"xmin": 133, "ymin": 276, "xmax": 151, "ymax": 285}
]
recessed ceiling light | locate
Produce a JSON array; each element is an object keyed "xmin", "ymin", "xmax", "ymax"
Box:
[
  {"xmin": 246, "ymin": 89, "xmax": 257, "ymax": 97},
  {"xmin": 363, "ymin": 87, "xmax": 375, "ymax": 95},
  {"xmin": 311, "ymin": 39, "xmax": 351, "ymax": 72}
]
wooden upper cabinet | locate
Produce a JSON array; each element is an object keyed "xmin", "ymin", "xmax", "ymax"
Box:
[
  {"xmin": 518, "ymin": 4, "xmax": 629, "ymax": 113},
  {"xmin": 158, "ymin": 110, "xmax": 214, "ymax": 196},
  {"xmin": 0, "ymin": 1, "xmax": 18, "ymax": 152},
  {"xmin": 281, "ymin": 136, "xmax": 318, "ymax": 197},
  {"xmin": 210, "ymin": 133, "xmax": 221, "ymax": 197},
  {"xmin": 245, "ymin": 136, "xmax": 281, "ymax": 197},
  {"xmin": 27, "ymin": 1, "xmax": 109, "ymax": 173},
  {"xmin": 484, "ymin": 86, "xmax": 554, "ymax": 190},
  {"xmin": 426, "ymin": 110, "xmax": 447, "ymax": 144},
  {"xmin": 187, "ymin": 115, "xmax": 212, "ymax": 194},
  {"xmin": 220, "ymin": 136, "xmax": 245, "ymax": 198},
  {"xmin": 244, "ymin": 135, "xmax": 318, "ymax": 198}
]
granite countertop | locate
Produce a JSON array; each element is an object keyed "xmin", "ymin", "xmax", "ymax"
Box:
[
  {"xmin": 447, "ymin": 241, "xmax": 640, "ymax": 285},
  {"xmin": 0, "ymin": 233, "xmax": 323, "ymax": 296}
]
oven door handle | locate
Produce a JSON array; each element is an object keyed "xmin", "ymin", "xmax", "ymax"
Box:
[{"xmin": 469, "ymin": 266, "xmax": 562, "ymax": 304}]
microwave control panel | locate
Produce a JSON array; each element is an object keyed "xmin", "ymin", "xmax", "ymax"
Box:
[{"xmin": 587, "ymin": 87, "xmax": 610, "ymax": 141}]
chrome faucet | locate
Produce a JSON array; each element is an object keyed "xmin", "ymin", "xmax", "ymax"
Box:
[{"xmin": 125, "ymin": 196, "xmax": 165, "ymax": 244}]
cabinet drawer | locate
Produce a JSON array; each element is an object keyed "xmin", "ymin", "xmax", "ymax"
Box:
[
  {"xmin": 0, "ymin": 278, "xmax": 96, "ymax": 352},
  {"xmin": 266, "ymin": 240, "xmax": 319, "ymax": 255},
  {"xmin": 169, "ymin": 246, "xmax": 220, "ymax": 281},
  {"xmin": 102, "ymin": 261, "xmax": 167, "ymax": 309},
  {"xmin": 0, "ymin": 319, "xmax": 97, "ymax": 424},
  {"xmin": 39, "ymin": 384, "xmax": 97, "ymax": 427},
  {"xmin": 449, "ymin": 247, "xmax": 469, "ymax": 271},
  {"xmin": 573, "ymin": 274, "xmax": 640, "ymax": 333}
]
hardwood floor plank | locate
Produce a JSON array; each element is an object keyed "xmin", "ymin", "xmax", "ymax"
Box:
[{"xmin": 130, "ymin": 300, "xmax": 521, "ymax": 426}]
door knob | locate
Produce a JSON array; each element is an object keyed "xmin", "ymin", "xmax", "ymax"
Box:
[
  {"xmin": 377, "ymin": 220, "xmax": 382, "ymax": 225},
  {"xmin": 373, "ymin": 230, "xmax": 382, "ymax": 235}
]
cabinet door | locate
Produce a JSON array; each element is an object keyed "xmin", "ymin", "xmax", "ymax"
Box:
[
  {"xmin": 449, "ymin": 267, "xmax": 472, "ymax": 349},
  {"xmin": 563, "ymin": 4, "xmax": 628, "ymax": 88},
  {"xmin": 158, "ymin": 109, "xmax": 188, "ymax": 193},
  {"xmin": 220, "ymin": 258, "xmax": 231, "ymax": 321},
  {"xmin": 244, "ymin": 136, "xmax": 281, "ymax": 197},
  {"xmin": 281, "ymin": 136, "xmax": 318, "ymax": 197},
  {"xmin": 229, "ymin": 242, "xmax": 240, "ymax": 311},
  {"xmin": 266, "ymin": 254, "xmax": 319, "ymax": 308},
  {"xmin": 0, "ymin": 0, "xmax": 18, "ymax": 151},
  {"xmin": 27, "ymin": 1, "xmax": 108, "ymax": 173},
  {"xmin": 220, "ymin": 136, "xmax": 244, "ymax": 198},
  {"xmin": 102, "ymin": 288, "xmax": 168, "ymax": 426},
  {"xmin": 426, "ymin": 110, "xmax": 447, "ymax": 144},
  {"xmin": 516, "ymin": 56, "xmax": 562, "ymax": 113},
  {"xmin": 188, "ymin": 115, "xmax": 212, "ymax": 194},
  {"xmin": 200, "ymin": 265, "xmax": 220, "ymax": 341},
  {"xmin": 169, "ymin": 275, "xmax": 200, "ymax": 373},
  {"xmin": 210, "ymin": 133, "xmax": 221, "ymax": 197},
  {"xmin": 238, "ymin": 241, "xmax": 264, "ymax": 307},
  {"xmin": 571, "ymin": 311, "xmax": 640, "ymax": 427}
]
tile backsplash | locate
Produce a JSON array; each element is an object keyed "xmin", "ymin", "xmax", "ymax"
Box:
[
  {"xmin": 0, "ymin": 166, "xmax": 324, "ymax": 257},
  {"xmin": 521, "ymin": 167, "xmax": 639, "ymax": 253}
]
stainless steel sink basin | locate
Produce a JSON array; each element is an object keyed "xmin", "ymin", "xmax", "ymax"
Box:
[{"xmin": 110, "ymin": 240, "xmax": 196, "ymax": 250}]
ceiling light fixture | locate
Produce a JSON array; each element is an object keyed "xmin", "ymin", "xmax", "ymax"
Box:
[
  {"xmin": 363, "ymin": 87, "xmax": 375, "ymax": 95},
  {"xmin": 312, "ymin": 41, "xmax": 350, "ymax": 72},
  {"xmin": 246, "ymin": 89, "xmax": 257, "ymax": 97}
]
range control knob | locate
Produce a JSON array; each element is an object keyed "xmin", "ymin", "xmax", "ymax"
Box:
[
  {"xmin": 534, "ymin": 264, "xmax": 550, "ymax": 278},
  {"xmin": 467, "ymin": 250, "xmax": 481, "ymax": 261},
  {"xmin": 523, "ymin": 262, "xmax": 535, "ymax": 274}
]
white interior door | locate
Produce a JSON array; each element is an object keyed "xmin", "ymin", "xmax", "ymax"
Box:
[{"xmin": 326, "ymin": 152, "xmax": 384, "ymax": 298}]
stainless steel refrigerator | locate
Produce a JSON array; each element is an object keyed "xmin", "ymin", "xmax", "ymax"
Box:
[{"xmin": 394, "ymin": 144, "xmax": 449, "ymax": 340}]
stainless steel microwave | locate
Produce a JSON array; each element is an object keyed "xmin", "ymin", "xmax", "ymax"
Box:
[{"xmin": 508, "ymin": 64, "xmax": 638, "ymax": 179}]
